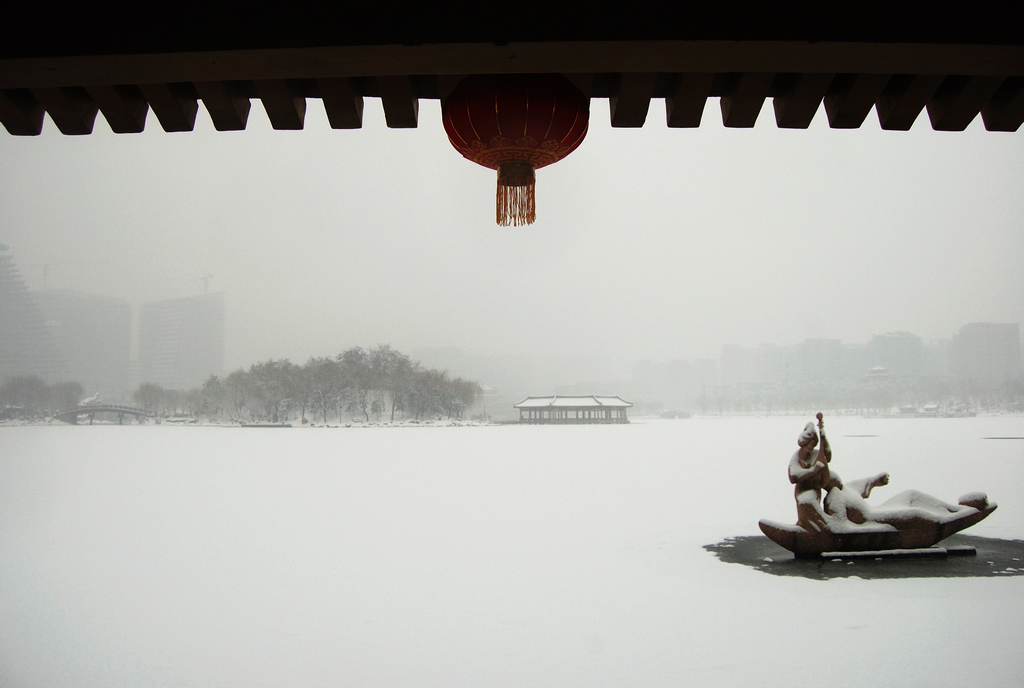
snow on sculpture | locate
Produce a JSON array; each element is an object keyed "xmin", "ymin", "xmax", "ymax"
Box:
[{"xmin": 759, "ymin": 413, "xmax": 997, "ymax": 557}]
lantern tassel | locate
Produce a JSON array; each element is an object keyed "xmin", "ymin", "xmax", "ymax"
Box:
[{"xmin": 496, "ymin": 162, "xmax": 536, "ymax": 226}]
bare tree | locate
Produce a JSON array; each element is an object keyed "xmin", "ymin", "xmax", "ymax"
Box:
[
  {"xmin": 133, "ymin": 382, "xmax": 165, "ymax": 415},
  {"xmin": 0, "ymin": 376, "xmax": 49, "ymax": 416},
  {"xmin": 200, "ymin": 375, "xmax": 226, "ymax": 420},
  {"xmin": 223, "ymin": 369, "xmax": 250, "ymax": 420},
  {"xmin": 290, "ymin": 362, "xmax": 316, "ymax": 423},
  {"xmin": 370, "ymin": 344, "xmax": 414, "ymax": 421},
  {"xmin": 338, "ymin": 347, "xmax": 371, "ymax": 422},
  {"xmin": 306, "ymin": 356, "xmax": 342, "ymax": 424},
  {"xmin": 408, "ymin": 366, "xmax": 450, "ymax": 419},
  {"xmin": 249, "ymin": 359, "xmax": 294, "ymax": 422},
  {"xmin": 451, "ymin": 377, "xmax": 481, "ymax": 418},
  {"xmin": 49, "ymin": 380, "xmax": 84, "ymax": 412},
  {"xmin": 386, "ymin": 350, "xmax": 415, "ymax": 421}
]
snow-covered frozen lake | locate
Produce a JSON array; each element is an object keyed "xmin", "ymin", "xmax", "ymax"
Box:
[{"xmin": 2, "ymin": 416, "xmax": 1022, "ymax": 687}]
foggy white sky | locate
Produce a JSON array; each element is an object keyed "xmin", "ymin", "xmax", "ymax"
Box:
[{"xmin": 1, "ymin": 97, "xmax": 1022, "ymax": 373}]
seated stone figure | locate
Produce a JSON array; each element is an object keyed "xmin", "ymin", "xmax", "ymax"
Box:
[
  {"xmin": 788, "ymin": 419, "xmax": 840, "ymax": 532},
  {"xmin": 760, "ymin": 413, "xmax": 996, "ymax": 556}
]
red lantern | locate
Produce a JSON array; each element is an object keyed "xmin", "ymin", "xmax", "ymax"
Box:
[{"xmin": 442, "ymin": 74, "xmax": 589, "ymax": 226}]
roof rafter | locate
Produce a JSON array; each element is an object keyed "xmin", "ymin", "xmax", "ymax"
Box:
[{"xmin": 3, "ymin": 3, "xmax": 1023, "ymax": 135}]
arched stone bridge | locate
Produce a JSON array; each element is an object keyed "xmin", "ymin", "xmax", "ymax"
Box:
[{"xmin": 55, "ymin": 405, "xmax": 155, "ymax": 425}]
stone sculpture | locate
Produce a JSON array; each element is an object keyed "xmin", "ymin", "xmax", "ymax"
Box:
[{"xmin": 759, "ymin": 413, "xmax": 997, "ymax": 557}]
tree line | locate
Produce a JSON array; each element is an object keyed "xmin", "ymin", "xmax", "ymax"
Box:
[
  {"xmin": 133, "ymin": 345, "xmax": 482, "ymax": 423},
  {"xmin": 0, "ymin": 377, "xmax": 84, "ymax": 418}
]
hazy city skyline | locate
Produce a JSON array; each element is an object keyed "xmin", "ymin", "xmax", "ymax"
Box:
[
  {"xmin": 2, "ymin": 97, "xmax": 1022, "ymax": 376},
  {"xmin": 1, "ymin": 243, "xmax": 1020, "ymax": 403}
]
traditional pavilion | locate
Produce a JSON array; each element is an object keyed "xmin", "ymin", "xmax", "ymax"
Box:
[{"xmin": 515, "ymin": 396, "xmax": 633, "ymax": 424}]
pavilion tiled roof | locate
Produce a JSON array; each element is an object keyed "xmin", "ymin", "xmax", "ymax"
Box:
[{"xmin": 515, "ymin": 396, "xmax": 633, "ymax": 409}]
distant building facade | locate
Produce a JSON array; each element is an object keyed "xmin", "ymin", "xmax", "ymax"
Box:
[
  {"xmin": 720, "ymin": 340, "xmax": 863, "ymax": 387},
  {"xmin": 139, "ymin": 293, "xmax": 225, "ymax": 390},
  {"xmin": 863, "ymin": 331, "xmax": 924, "ymax": 378},
  {"xmin": 795, "ymin": 338, "xmax": 845, "ymax": 382},
  {"xmin": 32, "ymin": 289, "xmax": 131, "ymax": 398},
  {"xmin": 951, "ymin": 323, "xmax": 1021, "ymax": 387},
  {"xmin": 515, "ymin": 395, "xmax": 632, "ymax": 423},
  {"xmin": 0, "ymin": 249, "xmax": 61, "ymax": 381},
  {"xmin": 922, "ymin": 338, "xmax": 952, "ymax": 377},
  {"xmin": 630, "ymin": 358, "xmax": 716, "ymax": 410}
]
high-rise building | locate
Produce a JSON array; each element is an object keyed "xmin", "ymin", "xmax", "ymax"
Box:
[
  {"xmin": 32, "ymin": 289, "xmax": 131, "ymax": 398},
  {"xmin": 863, "ymin": 331, "xmax": 924, "ymax": 378},
  {"xmin": 138, "ymin": 293, "xmax": 225, "ymax": 390},
  {"xmin": 922, "ymin": 338, "xmax": 952, "ymax": 377},
  {"xmin": 720, "ymin": 340, "xmax": 860, "ymax": 386},
  {"xmin": 951, "ymin": 323, "xmax": 1021, "ymax": 386},
  {"xmin": 796, "ymin": 338, "xmax": 844, "ymax": 382},
  {"xmin": 0, "ymin": 247, "xmax": 61, "ymax": 382}
]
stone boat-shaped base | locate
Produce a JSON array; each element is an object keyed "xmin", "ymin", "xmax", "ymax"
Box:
[{"xmin": 759, "ymin": 503, "xmax": 997, "ymax": 558}]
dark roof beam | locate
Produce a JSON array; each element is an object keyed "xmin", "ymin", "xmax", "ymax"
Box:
[
  {"xmin": 609, "ymin": 73, "xmax": 656, "ymax": 128},
  {"xmin": 30, "ymin": 86, "xmax": 97, "ymax": 135},
  {"xmin": 409, "ymin": 75, "xmax": 441, "ymax": 100},
  {"xmin": 378, "ymin": 76, "xmax": 418, "ymax": 128},
  {"xmin": 665, "ymin": 73, "xmax": 713, "ymax": 127},
  {"xmin": 254, "ymin": 79, "xmax": 305, "ymax": 130},
  {"xmin": 720, "ymin": 72, "xmax": 774, "ymax": 128},
  {"xmin": 0, "ymin": 88, "xmax": 43, "ymax": 135},
  {"xmin": 772, "ymin": 73, "xmax": 833, "ymax": 129},
  {"xmin": 138, "ymin": 83, "xmax": 199, "ymax": 132},
  {"xmin": 84, "ymin": 84, "xmax": 148, "ymax": 133},
  {"xmin": 981, "ymin": 77, "xmax": 1024, "ymax": 132},
  {"xmin": 823, "ymin": 73, "xmax": 890, "ymax": 129},
  {"xmin": 875, "ymin": 75, "xmax": 944, "ymax": 131},
  {"xmin": 563, "ymin": 74, "xmax": 595, "ymax": 99},
  {"xmin": 436, "ymin": 75, "xmax": 466, "ymax": 104},
  {"xmin": 195, "ymin": 81, "xmax": 251, "ymax": 131},
  {"xmin": 317, "ymin": 77, "xmax": 363, "ymax": 129},
  {"xmin": 927, "ymin": 76, "xmax": 1005, "ymax": 131},
  {"xmin": 10, "ymin": 72, "xmax": 1024, "ymax": 135}
]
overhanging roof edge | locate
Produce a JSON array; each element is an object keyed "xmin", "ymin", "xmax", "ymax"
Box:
[{"xmin": 3, "ymin": 40, "xmax": 1023, "ymax": 90}]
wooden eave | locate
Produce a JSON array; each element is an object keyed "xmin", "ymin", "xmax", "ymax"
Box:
[{"xmin": 2, "ymin": 3, "xmax": 1023, "ymax": 135}]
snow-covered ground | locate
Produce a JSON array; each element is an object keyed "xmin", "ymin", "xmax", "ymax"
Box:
[{"xmin": 1, "ymin": 416, "xmax": 1022, "ymax": 687}]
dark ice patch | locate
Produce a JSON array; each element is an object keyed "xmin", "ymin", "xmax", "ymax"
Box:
[{"xmin": 704, "ymin": 534, "xmax": 1024, "ymax": 580}]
